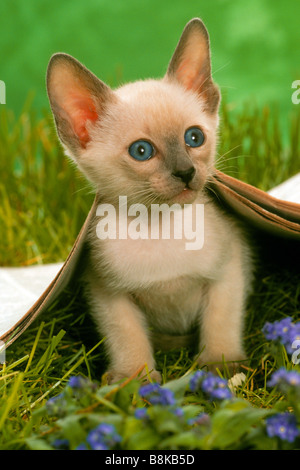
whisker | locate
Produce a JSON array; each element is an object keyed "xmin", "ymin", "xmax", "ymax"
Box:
[
  {"xmin": 203, "ymin": 179, "xmax": 223, "ymax": 205},
  {"xmin": 215, "ymin": 144, "xmax": 242, "ymax": 161},
  {"xmin": 211, "ymin": 61, "xmax": 231, "ymax": 79},
  {"xmin": 199, "ymin": 60, "xmax": 231, "ymax": 92}
]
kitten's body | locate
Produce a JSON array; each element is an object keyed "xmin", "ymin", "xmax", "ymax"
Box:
[
  {"xmin": 47, "ymin": 19, "xmax": 253, "ymax": 382},
  {"xmin": 85, "ymin": 190, "xmax": 252, "ymax": 382}
]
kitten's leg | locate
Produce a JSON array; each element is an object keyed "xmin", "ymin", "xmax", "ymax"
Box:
[
  {"xmin": 87, "ymin": 282, "xmax": 161, "ymax": 384},
  {"xmin": 198, "ymin": 245, "xmax": 250, "ymax": 374}
]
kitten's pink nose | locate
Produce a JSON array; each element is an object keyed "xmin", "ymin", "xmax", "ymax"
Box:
[{"xmin": 172, "ymin": 166, "xmax": 195, "ymax": 185}]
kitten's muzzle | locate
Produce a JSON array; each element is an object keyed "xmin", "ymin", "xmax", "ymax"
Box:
[{"xmin": 172, "ymin": 166, "xmax": 195, "ymax": 186}]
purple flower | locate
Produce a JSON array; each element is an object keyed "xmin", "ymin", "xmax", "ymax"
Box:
[
  {"xmin": 139, "ymin": 383, "xmax": 175, "ymax": 406},
  {"xmin": 67, "ymin": 375, "xmax": 96, "ymax": 397},
  {"xmin": 201, "ymin": 373, "xmax": 233, "ymax": 400},
  {"xmin": 86, "ymin": 436, "xmax": 108, "ymax": 450},
  {"xmin": 267, "ymin": 368, "xmax": 300, "ymax": 391},
  {"xmin": 189, "ymin": 370, "xmax": 205, "ymax": 392},
  {"xmin": 262, "ymin": 318, "xmax": 300, "ymax": 354},
  {"xmin": 68, "ymin": 376, "xmax": 88, "ymax": 389},
  {"xmin": 53, "ymin": 438, "xmax": 69, "ymax": 450},
  {"xmin": 266, "ymin": 413, "xmax": 299, "ymax": 443},
  {"xmin": 134, "ymin": 408, "xmax": 149, "ymax": 420},
  {"xmin": 190, "ymin": 370, "xmax": 232, "ymax": 400},
  {"xmin": 86, "ymin": 423, "xmax": 121, "ymax": 450},
  {"xmin": 76, "ymin": 443, "xmax": 88, "ymax": 450},
  {"xmin": 173, "ymin": 407, "xmax": 184, "ymax": 418}
]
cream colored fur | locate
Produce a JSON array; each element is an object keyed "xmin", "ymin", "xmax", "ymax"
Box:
[{"xmin": 47, "ymin": 18, "xmax": 253, "ymax": 383}]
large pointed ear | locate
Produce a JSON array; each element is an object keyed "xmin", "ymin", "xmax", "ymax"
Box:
[
  {"xmin": 46, "ymin": 53, "xmax": 114, "ymax": 155},
  {"xmin": 166, "ymin": 18, "xmax": 220, "ymax": 114}
]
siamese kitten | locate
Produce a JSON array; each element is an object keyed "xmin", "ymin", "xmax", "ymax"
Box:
[{"xmin": 47, "ymin": 18, "xmax": 253, "ymax": 383}]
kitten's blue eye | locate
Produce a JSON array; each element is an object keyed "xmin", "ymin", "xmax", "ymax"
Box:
[
  {"xmin": 128, "ymin": 140, "xmax": 154, "ymax": 161},
  {"xmin": 184, "ymin": 127, "xmax": 205, "ymax": 148}
]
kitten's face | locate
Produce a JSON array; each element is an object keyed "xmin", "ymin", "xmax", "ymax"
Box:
[
  {"xmin": 47, "ymin": 18, "xmax": 220, "ymax": 207},
  {"xmin": 82, "ymin": 79, "xmax": 219, "ymax": 206}
]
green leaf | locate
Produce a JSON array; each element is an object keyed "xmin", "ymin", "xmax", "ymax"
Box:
[
  {"xmin": 55, "ymin": 414, "xmax": 87, "ymax": 449},
  {"xmin": 161, "ymin": 373, "xmax": 192, "ymax": 400},
  {"xmin": 114, "ymin": 380, "xmax": 140, "ymax": 411},
  {"xmin": 123, "ymin": 418, "xmax": 160, "ymax": 450},
  {"xmin": 181, "ymin": 404, "xmax": 204, "ymax": 421},
  {"xmin": 159, "ymin": 431, "xmax": 206, "ymax": 450},
  {"xmin": 243, "ymin": 427, "xmax": 279, "ymax": 450},
  {"xmin": 207, "ymin": 400, "xmax": 273, "ymax": 449},
  {"xmin": 151, "ymin": 408, "xmax": 182, "ymax": 435},
  {"xmin": 25, "ymin": 438, "xmax": 54, "ymax": 450},
  {"xmin": 82, "ymin": 412, "xmax": 124, "ymax": 431}
]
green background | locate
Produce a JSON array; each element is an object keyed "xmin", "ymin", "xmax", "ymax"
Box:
[{"xmin": 1, "ymin": 0, "xmax": 300, "ymax": 120}]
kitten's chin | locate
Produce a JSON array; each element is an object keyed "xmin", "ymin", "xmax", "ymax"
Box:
[{"xmin": 170, "ymin": 188, "xmax": 198, "ymax": 205}]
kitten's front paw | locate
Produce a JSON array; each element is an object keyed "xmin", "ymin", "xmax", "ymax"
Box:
[{"xmin": 105, "ymin": 368, "xmax": 162, "ymax": 385}]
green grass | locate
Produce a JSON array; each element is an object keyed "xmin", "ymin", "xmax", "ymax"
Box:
[
  {"xmin": 0, "ymin": 101, "xmax": 300, "ymax": 449},
  {"xmin": 0, "ymin": 98, "xmax": 94, "ymax": 267}
]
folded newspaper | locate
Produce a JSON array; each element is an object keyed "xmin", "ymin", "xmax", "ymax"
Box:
[
  {"xmin": 1, "ymin": 171, "xmax": 300, "ymax": 346},
  {"xmin": 0, "ymin": 263, "xmax": 63, "ymax": 337}
]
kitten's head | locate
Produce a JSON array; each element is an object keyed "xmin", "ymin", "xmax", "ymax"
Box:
[{"xmin": 47, "ymin": 18, "xmax": 220, "ymax": 206}]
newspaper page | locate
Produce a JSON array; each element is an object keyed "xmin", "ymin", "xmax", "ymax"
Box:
[
  {"xmin": 268, "ymin": 172, "xmax": 300, "ymax": 203},
  {"xmin": 0, "ymin": 263, "xmax": 63, "ymax": 337},
  {"xmin": 0, "ymin": 173, "xmax": 299, "ymax": 338}
]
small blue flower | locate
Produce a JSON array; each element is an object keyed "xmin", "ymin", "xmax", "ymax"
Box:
[
  {"xmin": 267, "ymin": 368, "xmax": 300, "ymax": 390},
  {"xmin": 262, "ymin": 322, "xmax": 279, "ymax": 341},
  {"xmin": 287, "ymin": 323, "xmax": 300, "ymax": 354},
  {"xmin": 189, "ymin": 370, "xmax": 205, "ymax": 392},
  {"xmin": 262, "ymin": 318, "xmax": 300, "ymax": 354},
  {"xmin": 76, "ymin": 443, "xmax": 88, "ymax": 450},
  {"xmin": 68, "ymin": 376, "xmax": 87, "ymax": 389},
  {"xmin": 52, "ymin": 438, "xmax": 69, "ymax": 450},
  {"xmin": 189, "ymin": 370, "xmax": 232, "ymax": 401},
  {"xmin": 201, "ymin": 373, "xmax": 233, "ymax": 401},
  {"xmin": 86, "ymin": 423, "xmax": 122, "ymax": 450},
  {"xmin": 67, "ymin": 375, "xmax": 96, "ymax": 397},
  {"xmin": 134, "ymin": 408, "xmax": 149, "ymax": 420},
  {"xmin": 86, "ymin": 434, "xmax": 108, "ymax": 451},
  {"xmin": 172, "ymin": 407, "xmax": 184, "ymax": 418},
  {"xmin": 139, "ymin": 383, "xmax": 175, "ymax": 406},
  {"xmin": 275, "ymin": 318, "xmax": 294, "ymax": 342},
  {"xmin": 266, "ymin": 413, "xmax": 299, "ymax": 443},
  {"xmin": 75, "ymin": 442, "xmax": 89, "ymax": 450}
]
